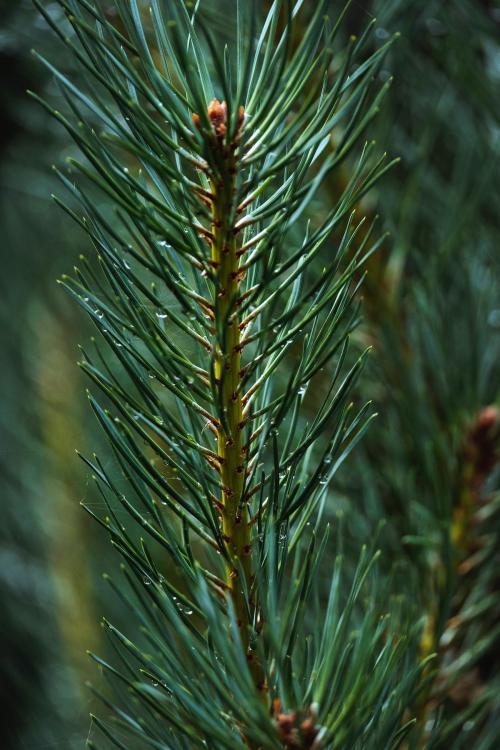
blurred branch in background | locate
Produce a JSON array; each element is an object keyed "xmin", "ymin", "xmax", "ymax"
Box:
[
  {"xmin": 34, "ymin": 304, "xmax": 100, "ymax": 676},
  {"xmin": 338, "ymin": 0, "xmax": 500, "ymax": 745},
  {"xmin": 0, "ymin": 1, "xmax": 104, "ymax": 747}
]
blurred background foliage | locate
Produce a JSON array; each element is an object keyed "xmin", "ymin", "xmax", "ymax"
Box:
[{"xmin": 0, "ymin": 0, "xmax": 499, "ymax": 748}]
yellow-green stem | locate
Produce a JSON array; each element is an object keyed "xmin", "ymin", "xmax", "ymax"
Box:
[
  {"xmin": 199, "ymin": 102, "xmax": 266, "ymax": 703},
  {"xmin": 211, "ymin": 166, "xmax": 253, "ymax": 651}
]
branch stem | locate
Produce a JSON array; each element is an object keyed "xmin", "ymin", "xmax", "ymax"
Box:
[{"xmin": 211, "ymin": 154, "xmax": 253, "ymax": 644}]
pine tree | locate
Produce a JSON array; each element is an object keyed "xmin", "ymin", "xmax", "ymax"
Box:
[
  {"xmin": 30, "ymin": 1, "xmax": 429, "ymax": 748},
  {"xmin": 340, "ymin": 1, "xmax": 500, "ymax": 746}
]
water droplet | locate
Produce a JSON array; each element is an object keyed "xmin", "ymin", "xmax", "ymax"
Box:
[{"xmin": 488, "ymin": 309, "xmax": 500, "ymax": 327}]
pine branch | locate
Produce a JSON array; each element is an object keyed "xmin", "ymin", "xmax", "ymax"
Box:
[{"xmin": 32, "ymin": 1, "xmax": 422, "ymax": 747}]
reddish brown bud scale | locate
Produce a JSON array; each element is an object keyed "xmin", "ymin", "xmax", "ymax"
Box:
[
  {"xmin": 192, "ymin": 99, "xmax": 245, "ymax": 142},
  {"xmin": 463, "ymin": 404, "xmax": 500, "ymax": 488},
  {"xmin": 273, "ymin": 705, "xmax": 322, "ymax": 750},
  {"xmin": 207, "ymin": 98, "xmax": 227, "ymax": 137},
  {"xmin": 475, "ymin": 405, "xmax": 499, "ymax": 431}
]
